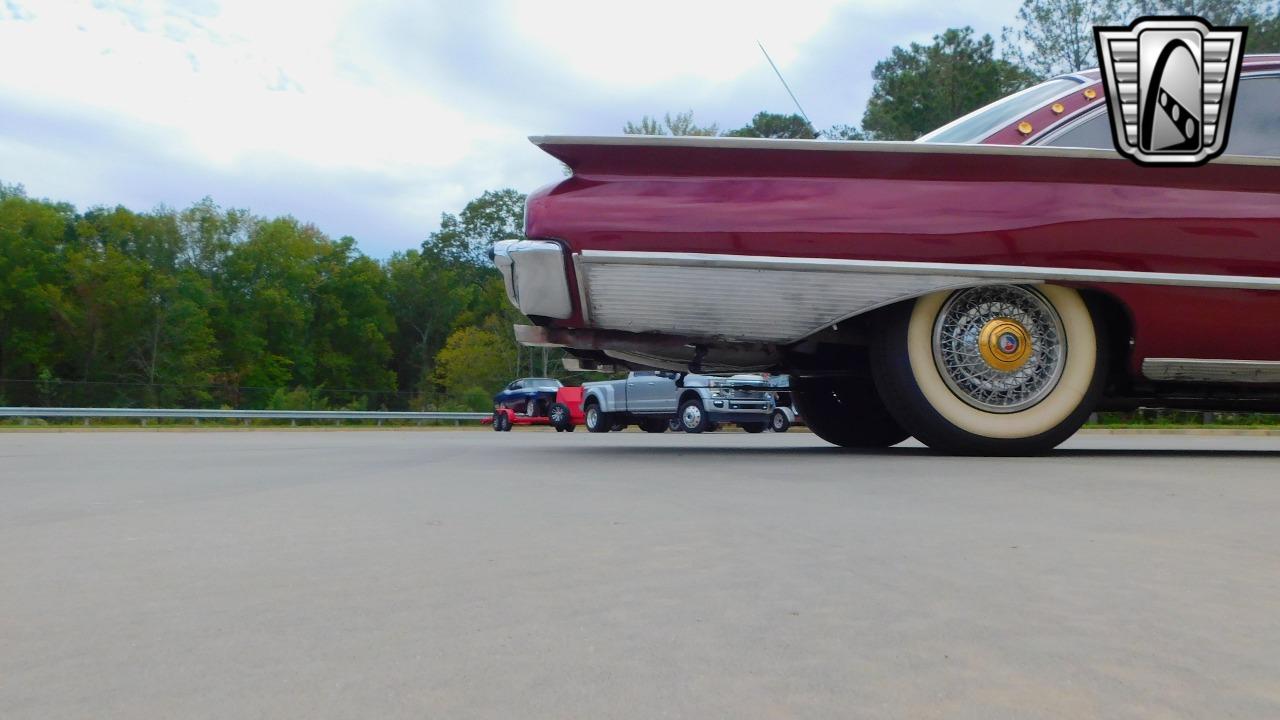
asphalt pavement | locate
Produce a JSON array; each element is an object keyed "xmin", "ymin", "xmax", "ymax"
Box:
[{"xmin": 2, "ymin": 429, "xmax": 1278, "ymax": 719}]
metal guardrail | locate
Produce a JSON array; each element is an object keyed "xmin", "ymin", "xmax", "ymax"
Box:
[{"xmin": 0, "ymin": 407, "xmax": 489, "ymax": 421}]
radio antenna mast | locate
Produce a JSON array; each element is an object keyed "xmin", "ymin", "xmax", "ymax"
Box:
[{"xmin": 757, "ymin": 40, "xmax": 813, "ymax": 127}]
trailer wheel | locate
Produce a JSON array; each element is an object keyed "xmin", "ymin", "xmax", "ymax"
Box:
[
  {"xmin": 770, "ymin": 409, "xmax": 791, "ymax": 433},
  {"xmin": 871, "ymin": 285, "xmax": 1106, "ymax": 455},
  {"xmin": 667, "ymin": 418, "xmax": 683, "ymax": 432}
]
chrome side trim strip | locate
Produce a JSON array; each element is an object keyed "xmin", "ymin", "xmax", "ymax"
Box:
[
  {"xmin": 577, "ymin": 251, "xmax": 1280, "ymax": 291},
  {"xmin": 1143, "ymin": 359, "xmax": 1280, "ymax": 383},
  {"xmin": 530, "ymin": 134, "xmax": 1280, "ymax": 167}
]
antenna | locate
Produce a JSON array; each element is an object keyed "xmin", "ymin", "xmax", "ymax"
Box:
[{"xmin": 757, "ymin": 40, "xmax": 813, "ymax": 128}]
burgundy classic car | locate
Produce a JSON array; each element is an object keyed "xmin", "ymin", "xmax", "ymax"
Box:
[{"xmin": 492, "ymin": 55, "xmax": 1280, "ymax": 455}]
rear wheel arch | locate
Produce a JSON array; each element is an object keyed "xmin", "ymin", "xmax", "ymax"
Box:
[{"xmin": 1077, "ymin": 288, "xmax": 1135, "ymax": 392}]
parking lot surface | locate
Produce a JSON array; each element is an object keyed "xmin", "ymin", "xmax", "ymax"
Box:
[{"xmin": 2, "ymin": 429, "xmax": 1278, "ymax": 719}]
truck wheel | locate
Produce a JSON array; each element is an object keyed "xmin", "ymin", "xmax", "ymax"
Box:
[
  {"xmin": 792, "ymin": 377, "xmax": 907, "ymax": 448},
  {"xmin": 610, "ymin": 423, "xmax": 626, "ymax": 432},
  {"xmin": 871, "ymin": 285, "xmax": 1106, "ymax": 456},
  {"xmin": 740, "ymin": 422, "xmax": 766, "ymax": 433},
  {"xmin": 491, "ymin": 410, "xmax": 502, "ymax": 432},
  {"xmin": 584, "ymin": 403, "xmax": 611, "ymax": 433},
  {"xmin": 549, "ymin": 402, "xmax": 573, "ymax": 431},
  {"xmin": 639, "ymin": 419, "xmax": 667, "ymax": 433},
  {"xmin": 678, "ymin": 398, "xmax": 710, "ymax": 433},
  {"xmin": 667, "ymin": 418, "xmax": 683, "ymax": 432},
  {"xmin": 770, "ymin": 409, "xmax": 791, "ymax": 433}
]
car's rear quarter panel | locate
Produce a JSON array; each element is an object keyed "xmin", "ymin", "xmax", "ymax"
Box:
[{"xmin": 527, "ymin": 140, "xmax": 1280, "ymax": 371}]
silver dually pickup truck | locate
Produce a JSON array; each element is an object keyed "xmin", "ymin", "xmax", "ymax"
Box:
[{"xmin": 581, "ymin": 371, "xmax": 774, "ymax": 434}]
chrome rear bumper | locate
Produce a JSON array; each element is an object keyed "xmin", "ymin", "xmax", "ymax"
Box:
[{"xmin": 491, "ymin": 240, "xmax": 573, "ymax": 319}]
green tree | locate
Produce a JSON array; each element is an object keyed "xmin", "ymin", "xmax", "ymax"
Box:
[
  {"xmin": 427, "ymin": 188, "xmax": 525, "ymax": 268},
  {"xmin": 308, "ymin": 237, "xmax": 396, "ymax": 404},
  {"xmin": 0, "ymin": 191, "xmax": 71, "ymax": 403},
  {"xmin": 723, "ymin": 111, "xmax": 817, "ymax": 139},
  {"xmin": 623, "ymin": 110, "xmax": 719, "ymax": 136},
  {"xmin": 1003, "ymin": 0, "xmax": 1123, "ymax": 78},
  {"xmin": 1126, "ymin": 1, "xmax": 1280, "ymax": 52},
  {"xmin": 862, "ymin": 27, "xmax": 1040, "ymax": 140},
  {"xmin": 432, "ymin": 325, "xmax": 516, "ymax": 407},
  {"xmin": 820, "ymin": 124, "xmax": 869, "ymax": 140}
]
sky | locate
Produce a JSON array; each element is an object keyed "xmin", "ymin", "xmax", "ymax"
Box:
[{"xmin": 0, "ymin": 0, "xmax": 1023, "ymax": 257}]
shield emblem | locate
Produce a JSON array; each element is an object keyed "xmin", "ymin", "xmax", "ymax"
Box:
[{"xmin": 1094, "ymin": 17, "xmax": 1247, "ymax": 166}]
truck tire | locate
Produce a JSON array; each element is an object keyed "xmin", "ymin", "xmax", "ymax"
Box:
[
  {"xmin": 584, "ymin": 402, "xmax": 611, "ymax": 433},
  {"xmin": 792, "ymin": 377, "xmax": 908, "ymax": 448},
  {"xmin": 678, "ymin": 398, "xmax": 710, "ymax": 433},
  {"xmin": 770, "ymin": 409, "xmax": 791, "ymax": 433},
  {"xmin": 871, "ymin": 285, "xmax": 1106, "ymax": 456},
  {"xmin": 667, "ymin": 418, "xmax": 683, "ymax": 432},
  {"xmin": 740, "ymin": 422, "xmax": 766, "ymax": 433},
  {"xmin": 549, "ymin": 402, "xmax": 573, "ymax": 431}
]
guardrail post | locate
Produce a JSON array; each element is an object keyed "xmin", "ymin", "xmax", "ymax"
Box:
[
  {"xmin": 84, "ymin": 417, "xmax": 90, "ymax": 427},
  {"xmin": 140, "ymin": 418, "xmax": 147, "ymax": 427}
]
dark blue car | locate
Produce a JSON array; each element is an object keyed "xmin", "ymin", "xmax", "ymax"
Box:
[{"xmin": 494, "ymin": 377, "xmax": 563, "ymax": 417}]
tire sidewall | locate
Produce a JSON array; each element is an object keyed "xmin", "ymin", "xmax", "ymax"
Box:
[
  {"xmin": 875, "ymin": 285, "xmax": 1106, "ymax": 454},
  {"xmin": 679, "ymin": 398, "xmax": 708, "ymax": 433}
]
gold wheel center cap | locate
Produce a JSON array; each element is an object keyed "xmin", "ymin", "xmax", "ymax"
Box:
[{"xmin": 978, "ymin": 317, "xmax": 1033, "ymax": 371}]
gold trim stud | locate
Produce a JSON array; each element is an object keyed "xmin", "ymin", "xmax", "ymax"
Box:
[
  {"xmin": 1051, "ymin": 102, "xmax": 1065, "ymax": 114},
  {"xmin": 1083, "ymin": 88, "xmax": 1097, "ymax": 100},
  {"xmin": 1017, "ymin": 121, "xmax": 1033, "ymax": 135}
]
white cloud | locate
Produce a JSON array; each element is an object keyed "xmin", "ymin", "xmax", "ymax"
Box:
[{"xmin": 0, "ymin": 0, "xmax": 1021, "ymax": 255}]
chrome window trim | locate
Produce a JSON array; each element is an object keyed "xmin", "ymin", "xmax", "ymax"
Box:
[{"xmin": 916, "ymin": 74, "xmax": 1089, "ymax": 144}]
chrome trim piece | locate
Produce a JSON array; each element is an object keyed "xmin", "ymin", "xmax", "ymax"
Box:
[
  {"xmin": 530, "ymin": 134, "xmax": 1280, "ymax": 167},
  {"xmin": 491, "ymin": 240, "xmax": 574, "ymax": 319},
  {"xmin": 579, "ymin": 259, "xmax": 989, "ymax": 343},
  {"xmin": 578, "ymin": 251, "xmax": 1280, "ymax": 291},
  {"xmin": 1143, "ymin": 359, "xmax": 1280, "ymax": 383}
]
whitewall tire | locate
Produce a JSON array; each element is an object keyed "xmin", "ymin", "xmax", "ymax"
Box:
[{"xmin": 872, "ymin": 284, "xmax": 1106, "ymax": 455}]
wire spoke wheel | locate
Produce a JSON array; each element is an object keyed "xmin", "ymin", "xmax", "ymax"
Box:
[{"xmin": 932, "ymin": 286, "xmax": 1066, "ymax": 413}]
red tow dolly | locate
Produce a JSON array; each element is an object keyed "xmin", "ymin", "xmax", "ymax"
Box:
[{"xmin": 483, "ymin": 386, "xmax": 586, "ymax": 432}]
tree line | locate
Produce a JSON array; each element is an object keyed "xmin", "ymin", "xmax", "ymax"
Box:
[{"xmin": 0, "ymin": 183, "xmax": 579, "ymax": 411}]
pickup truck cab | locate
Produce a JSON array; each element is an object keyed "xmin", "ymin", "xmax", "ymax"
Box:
[{"xmin": 581, "ymin": 372, "xmax": 773, "ymax": 434}]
